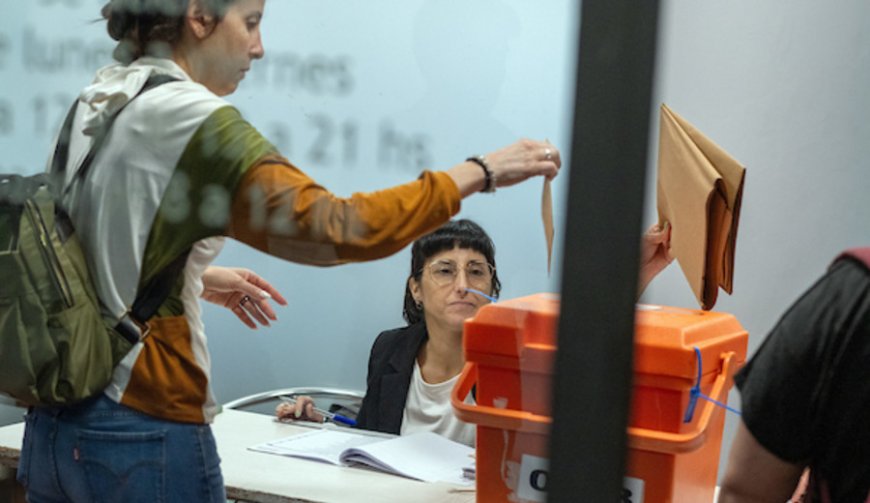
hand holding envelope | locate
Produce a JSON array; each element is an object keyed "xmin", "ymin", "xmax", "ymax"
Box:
[{"xmin": 656, "ymin": 104, "xmax": 746, "ymax": 310}]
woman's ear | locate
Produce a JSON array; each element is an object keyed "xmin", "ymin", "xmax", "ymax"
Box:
[
  {"xmin": 409, "ymin": 277, "xmax": 422, "ymax": 305},
  {"xmin": 186, "ymin": 0, "xmax": 217, "ymax": 40}
]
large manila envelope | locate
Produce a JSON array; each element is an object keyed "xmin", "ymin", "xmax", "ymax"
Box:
[{"xmin": 656, "ymin": 104, "xmax": 746, "ymax": 310}]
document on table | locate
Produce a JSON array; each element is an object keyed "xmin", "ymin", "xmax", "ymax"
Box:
[
  {"xmin": 656, "ymin": 104, "xmax": 746, "ymax": 310},
  {"xmin": 250, "ymin": 429, "xmax": 475, "ymax": 486}
]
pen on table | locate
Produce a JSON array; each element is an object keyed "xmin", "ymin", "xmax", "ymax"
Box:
[{"xmin": 279, "ymin": 396, "xmax": 357, "ymax": 427}]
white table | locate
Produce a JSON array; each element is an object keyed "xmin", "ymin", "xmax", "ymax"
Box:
[
  {"xmin": 0, "ymin": 409, "xmax": 475, "ymax": 503},
  {"xmin": 0, "ymin": 419, "xmax": 25, "ymax": 503}
]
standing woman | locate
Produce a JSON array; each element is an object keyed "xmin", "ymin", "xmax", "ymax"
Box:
[{"xmin": 17, "ymin": 0, "xmax": 560, "ymax": 501}]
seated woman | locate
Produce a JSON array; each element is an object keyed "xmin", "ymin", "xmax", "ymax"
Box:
[{"xmin": 277, "ymin": 219, "xmax": 673, "ymax": 446}]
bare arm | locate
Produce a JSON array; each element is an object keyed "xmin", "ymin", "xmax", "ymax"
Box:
[{"xmin": 718, "ymin": 420, "xmax": 805, "ymax": 503}]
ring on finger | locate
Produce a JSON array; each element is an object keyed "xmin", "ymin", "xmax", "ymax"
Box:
[
  {"xmin": 239, "ymin": 295, "xmax": 251, "ymax": 307},
  {"xmin": 544, "ymin": 148, "xmax": 552, "ymax": 161}
]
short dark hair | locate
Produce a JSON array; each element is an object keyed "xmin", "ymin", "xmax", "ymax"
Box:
[
  {"xmin": 402, "ymin": 219, "xmax": 501, "ymax": 325},
  {"xmin": 101, "ymin": 0, "xmax": 236, "ymax": 62}
]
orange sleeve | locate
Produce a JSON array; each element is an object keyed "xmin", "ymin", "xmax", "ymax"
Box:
[{"xmin": 227, "ymin": 156, "xmax": 461, "ymax": 265}]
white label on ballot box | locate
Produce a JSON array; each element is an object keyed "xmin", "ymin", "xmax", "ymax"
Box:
[
  {"xmin": 515, "ymin": 454, "xmax": 644, "ymax": 503},
  {"xmin": 517, "ymin": 454, "xmax": 548, "ymax": 502},
  {"xmin": 622, "ymin": 476, "xmax": 645, "ymax": 503}
]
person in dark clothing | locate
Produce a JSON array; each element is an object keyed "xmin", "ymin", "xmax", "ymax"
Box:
[{"xmin": 719, "ymin": 249, "xmax": 870, "ymax": 503}]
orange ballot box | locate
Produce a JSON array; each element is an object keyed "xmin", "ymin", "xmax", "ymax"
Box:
[{"xmin": 451, "ymin": 294, "xmax": 748, "ymax": 503}]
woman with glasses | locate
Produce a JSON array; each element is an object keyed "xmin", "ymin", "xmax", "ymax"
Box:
[
  {"xmin": 356, "ymin": 219, "xmax": 499, "ymax": 445},
  {"xmin": 278, "ymin": 219, "xmax": 497, "ymax": 445},
  {"xmin": 278, "ymin": 220, "xmax": 674, "ymax": 445}
]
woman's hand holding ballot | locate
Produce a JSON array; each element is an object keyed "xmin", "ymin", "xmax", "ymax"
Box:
[
  {"xmin": 447, "ymin": 139, "xmax": 561, "ymax": 196},
  {"xmin": 638, "ymin": 222, "xmax": 674, "ymax": 297},
  {"xmin": 201, "ymin": 266, "xmax": 288, "ymax": 329},
  {"xmin": 484, "ymin": 139, "xmax": 562, "ymax": 185}
]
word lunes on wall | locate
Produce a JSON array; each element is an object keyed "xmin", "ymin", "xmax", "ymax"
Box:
[{"xmin": 1, "ymin": 11, "xmax": 434, "ymax": 176}]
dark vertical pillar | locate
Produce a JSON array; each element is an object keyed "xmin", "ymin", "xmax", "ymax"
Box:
[{"xmin": 547, "ymin": 1, "xmax": 660, "ymax": 501}]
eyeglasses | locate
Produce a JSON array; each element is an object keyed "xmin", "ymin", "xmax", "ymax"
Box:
[{"xmin": 423, "ymin": 260, "xmax": 495, "ymax": 289}]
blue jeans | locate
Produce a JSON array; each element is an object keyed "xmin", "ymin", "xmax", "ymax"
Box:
[{"xmin": 17, "ymin": 394, "xmax": 225, "ymax": 503}]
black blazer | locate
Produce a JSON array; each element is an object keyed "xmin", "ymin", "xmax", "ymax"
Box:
[{"xmin": 354, "ymin": 322, "xmax": 428, "ymax": 435}]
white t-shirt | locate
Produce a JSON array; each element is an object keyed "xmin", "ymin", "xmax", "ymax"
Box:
[{"xmin": 400, "ymin": 361, "xmax": 476, "ymax": 446}]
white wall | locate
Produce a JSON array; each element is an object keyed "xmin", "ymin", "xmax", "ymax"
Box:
[{"xmin": 2, "ymin": 0, "xmax": 868, "ymax": 488}]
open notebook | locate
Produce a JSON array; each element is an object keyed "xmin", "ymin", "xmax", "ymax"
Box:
[
  {"xmin": 249, "ymin": 428, "xmax": 474, "ymax": 486},
  {"xmin": 657, "ymin": 104, "xmax": 746, "ymax": 310}
]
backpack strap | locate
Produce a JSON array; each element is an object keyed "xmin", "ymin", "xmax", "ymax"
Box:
[
  {"xmin": 49, "ymin": 74, "xmax": 189, "ymax": 345},
  {"xmin": 834, "ymin": 248, "xmax": 870, "ymax": 271},
  {"xmin": 51, "ymin": 74, "xmax": 180, "ymax": 197},
  {"xmin": 115, "ymin": 248, "xmax": 192, "ymax": 344},
  {"xmin": 49, "ymin": 102, "xmax": 79, "ymax": 194}
]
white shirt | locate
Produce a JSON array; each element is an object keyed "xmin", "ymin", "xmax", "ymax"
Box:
[
  {"xmin": 60, "ymin": 57, "xmax": 231, "ymax": 422},
  {"xmin": 400, "ymin": 361, "xmax": 476, "ymax": 446}
]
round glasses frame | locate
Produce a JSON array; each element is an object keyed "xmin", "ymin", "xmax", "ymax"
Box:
[{"xmin": 419, "ymin": 260, "xmax": 496, "ymax": 289}]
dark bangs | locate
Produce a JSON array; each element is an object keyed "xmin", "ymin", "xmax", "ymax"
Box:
[{"xmin": 402, "ymin": 219, "xmax": 501, "ymax": 324}]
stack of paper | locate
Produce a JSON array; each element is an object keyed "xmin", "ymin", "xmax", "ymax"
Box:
[
  {"xmin": 249, "ymin": 429, "xmax": 474, "ymax": 486},
  {"xmin": 656, "ymin": 104, "xmax": 746, "ymax": 310}
]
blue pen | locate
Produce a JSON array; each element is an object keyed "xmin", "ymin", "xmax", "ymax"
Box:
[
  {"xmin": 465, "ymin": 288, "xmax": 498, "ymax": 303},
  {"xmin": 279, "ymin": 395, "xmax": 357, "ymax": 427}
]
